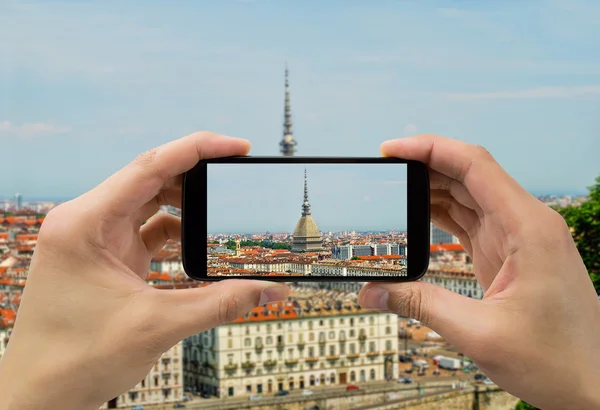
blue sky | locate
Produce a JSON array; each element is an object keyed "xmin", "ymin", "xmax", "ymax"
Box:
[
  {"xmin": 207, "ymin": 163, "xmax": 407, "ymax": 233},
  {"xmin": 1, "ymin": 0, "xmax": 599, "ymax": 200}
]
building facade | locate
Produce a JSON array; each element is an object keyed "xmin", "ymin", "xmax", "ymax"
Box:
[
  {"xmin": 430, "ymin": 223, "xmax": 459, "ymax": 245},
  {"xmin": 421, "ymin": 264, "xmax": 483, "ymax": 299},
  {"xmin": 331, "ymin": 243, "xmax": 406, "ymax": 260},
  {"xmin": 183, "ymin": 296, "xmax": 398, "ymax": 398}
]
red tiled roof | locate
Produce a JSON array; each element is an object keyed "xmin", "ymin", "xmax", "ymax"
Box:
[{"xmin": 430, "ymin": 243, "xmax": 464, "ymax": 253}]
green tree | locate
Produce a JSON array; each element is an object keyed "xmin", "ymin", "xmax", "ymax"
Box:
[
  {"xmin": 514, "ymin": 400, "xmax": 538, "ymax": 410},
  {"xmin": 556, "ymin": 175, "xmax": 600, "ymax": 291},
  {"xmin": 351, "ymin": 256, "xmax": 361, "ymax": 260}
]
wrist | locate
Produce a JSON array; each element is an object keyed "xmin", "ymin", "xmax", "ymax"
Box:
[{"xmin": 0, "ymin": 357, "xmax": 99, "ymax": 410}]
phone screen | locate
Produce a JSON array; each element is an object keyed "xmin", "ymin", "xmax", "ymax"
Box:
[{"xmin": 206, "ymin": 163, "xmax": 408, "ymax": 278}]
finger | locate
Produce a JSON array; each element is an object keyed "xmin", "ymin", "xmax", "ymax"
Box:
[
  {"xmin": 430, "ymin": 204, "xmax": 473, "ymax": 256},
  {"xmin": 140, "ymin": 213, "xmax": 181, "ymax": 256},
  {"xmin": 92, "ymin": 132, "xmax": 251, "ymax": 218},
  {"xmin": 358, "ymin": 281, "xmax": 488, "ymax": 353},
  {"xmin": 158, "ymin": 280, "xmax": 290, "ymax": 341},
  {"xmin": 431, "ymin": 189, "xmax": 480, "ymax": 237},
  {"xmin": 429, "ymin": 169, "xmax": 482, "ymax": 216},
  {"xmin": 381, "ymin": 135, "xmax": 533, "ymax": 220},
  {"xmin": 134, "ymin": 187, "xmax": 182, "ymax": 225}
]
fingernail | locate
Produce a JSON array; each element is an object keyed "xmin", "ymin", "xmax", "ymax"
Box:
[
  {"xmin": 259, "ymin": 286, "xmax": 288, "ymax": 306},
  {"xmin": 362, "ymin": 287, "xmax": 389, "ymax": 311}
]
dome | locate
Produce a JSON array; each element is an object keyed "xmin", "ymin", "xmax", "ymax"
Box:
[{"xmin": 293, "ymin": 215, "xmax": 321, "ymax": 239}]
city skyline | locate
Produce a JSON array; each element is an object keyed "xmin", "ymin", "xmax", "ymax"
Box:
[
  {"xmin": 1, "ymin": 1, "xmax": 599, "ymax": 199},
  {"xmin": 207, "ymin": 163, "xmax": 408, "ymax": 233}
]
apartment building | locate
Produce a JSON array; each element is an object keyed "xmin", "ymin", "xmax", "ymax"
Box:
[{"xmin": 183, "ymin": 288, "xmax": 398, "ymax": 398}]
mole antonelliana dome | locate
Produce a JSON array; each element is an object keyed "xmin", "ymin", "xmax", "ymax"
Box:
[{"xmin": 292, "ymin": 169, "xmax": 324, "ymax": 253}]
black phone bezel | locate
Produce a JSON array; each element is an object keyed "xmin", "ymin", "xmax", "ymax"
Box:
[{"xmin": 182, "ymin": 156, "xmax": 430, "ymax": 282}]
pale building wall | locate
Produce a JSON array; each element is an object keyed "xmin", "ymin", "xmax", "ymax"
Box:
[{"xmin": 184, "ymin": 312, "xmax": 398, "ymax": 398}]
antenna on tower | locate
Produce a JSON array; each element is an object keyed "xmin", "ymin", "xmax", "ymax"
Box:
[{"xmin": 280, "ymin": 65, "xmax": 297, "ymax": 156}]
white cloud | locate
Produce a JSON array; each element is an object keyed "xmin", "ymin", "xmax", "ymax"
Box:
[
  {"xmin": 0, "ymin": 121, "xmax": 70, "ymax": 138},
  {"xmin": 442, "ymin": 85, "xmax": 600, "ymax": 101}
]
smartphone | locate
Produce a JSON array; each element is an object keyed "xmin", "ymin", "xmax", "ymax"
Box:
[{"xmin": 182, "ymin": 156, "xmax": 430, "ymax": 282}]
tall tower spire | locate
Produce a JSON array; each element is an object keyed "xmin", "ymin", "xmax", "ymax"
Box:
[
  {"xmin": 280, "ymin": 65, "xmax": 297, "ymax": 156},
  {"xmin": 302, "ymin": 168, "xmax": 311, "ymax": 216}
]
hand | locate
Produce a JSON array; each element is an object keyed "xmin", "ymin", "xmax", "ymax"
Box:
[
  {"xmin": 0, "ymin": 132, "xmax": 289, "ymax": 410},
  {"xmin": 359, "ymin": 135, "xmax": 600, "ymax": 410}
]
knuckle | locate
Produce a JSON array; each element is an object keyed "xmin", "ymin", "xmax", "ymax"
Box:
[
  {"xmin": 135, "ymin": 149, "xmax": 158, "ymax": 166},
  {"xmin": 473, "ymin": 145, "xmax": 493, "ymax": 160},
  {"xmin": 38, "ymin": 203, "xmax": 75, "ymax": 244},
  {"xmin": 134, "ymin": 149, "xmax": 166, "ymax": 182},
  {"xmin": 388, "ymin": 286, "xmax": 425, "ymax": 322},
  {"xmin": 539, "ymin": 209, "xmax": 572, "ymax": 244}
]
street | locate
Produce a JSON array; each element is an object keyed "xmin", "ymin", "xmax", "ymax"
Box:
[{"xmin": 139, "ymin": 376, "xmax": 473, "ymax": 410}]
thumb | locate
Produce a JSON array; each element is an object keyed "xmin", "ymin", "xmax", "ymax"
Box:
[
  {"xmin": 359, "ymin": 281, "xmax": 484, "ymax": 348},
  {"xmin": 158, "ymin": 280, "xmax": 289, "ymax": 342}
]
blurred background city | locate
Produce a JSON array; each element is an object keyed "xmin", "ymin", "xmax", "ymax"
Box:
[{"xmin": 1, "ymin": 1, "xmax": 599, "ymax": 409}]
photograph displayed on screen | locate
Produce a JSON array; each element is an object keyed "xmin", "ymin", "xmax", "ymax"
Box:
[{"xmin": 207, "ymin": 163, "xmax": 407, "ymax": 277}]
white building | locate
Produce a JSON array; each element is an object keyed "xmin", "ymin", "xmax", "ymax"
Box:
[
  {"xmin": 311, "ymin": 260, "xmax": 407, "ymax": 277},
  {"xmin": 430, "ymin": 223, "xmax": 460, "ymax": 245},
  {"xmin": 332, "ymin": 243, "xmax": 405, "ymax": 260},
  {"xmin": 422, "ymin": 263, "xmax": 483, "ymax": 299},
  {"xmin": 183, "ymin": 288, "xmax": 398, "ymax": 398},
  {"xmin": 100, "ymin": 341, "xmax": 184, "ymax": 409},
  {"xmin": 227, "ymin": 257, "xmax": 313, "ymax": 275},
  {"xmin": 150, "ymin": 254, "xmax": 184, "ymax": 275}
]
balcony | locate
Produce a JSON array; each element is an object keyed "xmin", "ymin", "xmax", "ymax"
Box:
[
  {"xmin": 383, "ymin": 350, "xmax": 397, "ymax": 356},
  {"xmin": 202, "ymin": 361, "xmax": 215, "ymax": 370},
  {"xmin": 297, "ymin": 340, "xmax": 306, "ymax": 348},
  {"xmin": 241, "ymin": 361, "xmax": 256, "ymax": 370},
  {"xmin": 255, "ymin": 343, "xmax": 264, "ymax": 351},
  {"xmin": 224, "ymin": 363, "xmax": 238, "ymax": 371},
  {"xmin": 318, "ymin": 339, "xmax": 326, "ymax": 344},
  {"xmin": 305, "ymin": 357, "xmax": 319, "ymax": 363},
  {"xmin": 263, "ymin": 359, "xmax": 277, "ymax": 368},
  {"xmin": 366, "ymin": 351, "xmax": 380, "ymax": 358},
  {"xmin": 285, "ymin": 358, "xmax": 299, "ymax": 366},
  {"xmin": 276, "ymin": 342, "xmax": 285, "ymax": 350},
  {"xmin": 347, "ymin": 353, "xmax": 360, "ymax": 359},
  {"xmin": 339, "ymin": 335, "xmax": 346, "ymax": 342},
  {"xmin": 326, "ymin": 355, "xmax": 340, "ymax": 361},
  {"xmin": 358, "ymin": 334, "xmax": 367, "ymax": 341}
]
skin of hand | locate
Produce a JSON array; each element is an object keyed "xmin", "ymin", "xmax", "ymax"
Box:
[
  {"xmin": 359, "ymin": 135, "xmax": 600, "ymax": 410},
  {"xmin": 0, "ymin": 132, "xmax": 289, "ymax": 410}
]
